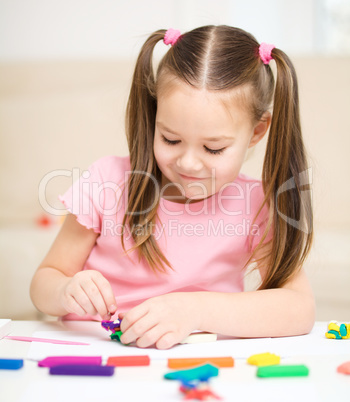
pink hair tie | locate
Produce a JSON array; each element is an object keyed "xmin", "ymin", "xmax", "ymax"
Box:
[
  {"xmin": 164, "ymin": 28, "xmax": 181, "ymax": 46},
  {"xmin": 259, "ymin": 43, "xmax": 275, "ymax": 64}
]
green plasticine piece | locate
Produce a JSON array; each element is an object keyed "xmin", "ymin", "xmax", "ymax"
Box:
[
  {"xmin": 339, "ymin": 324, "xmax": 347, "ymax": 337},
  {"xmin": 110, "ymin": 330, "xmax": 131, "ymax": 345},
  {"xmin": 257, "ymin": 364, "xmax": 309, "ymax": 378},
  {"xmin": 164, "ymin": 363, "xmax": 219, "ymax": 382},
  {"xmin": 328, "ymin": 330, "xmax": 342, "ymax": 339},
  {"xmin": 110, "ymin": 330, "xmax": 123, "ymax": 342}
]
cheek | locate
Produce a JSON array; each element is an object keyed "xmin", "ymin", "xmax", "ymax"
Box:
[
  {"xmin": 212, "ymin": 156, "xmax": 244, "ymax": 187},
  {"xmin": 154, "ymin": 140, "xmax": 172, "ymax": 171}
]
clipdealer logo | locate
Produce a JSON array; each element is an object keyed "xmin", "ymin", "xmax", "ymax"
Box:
[
  {"xmin": 276, "ymin": 168, "xmax": 313, "ymax": 234},
  {"xmin": 101, "ymin": 218, "xmax": 261, "ymax": 239},
  {"xmin": 38, "ymin": 167, "xmax": 312, "ymax": 234}
]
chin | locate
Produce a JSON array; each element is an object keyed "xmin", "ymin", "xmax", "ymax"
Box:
[{"xmin": 184, "ymin": 189, "xmax": 213, "ymax": 201}]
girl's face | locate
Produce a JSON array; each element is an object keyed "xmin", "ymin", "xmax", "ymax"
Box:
[{"xmin": 154, "ymin": 81, "xmax": 268, "ymax": 202}]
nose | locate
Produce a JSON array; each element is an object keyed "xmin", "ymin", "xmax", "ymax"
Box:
[{"xmin": 176, "ymin": 149, "xmax": 203, "ymax": 173}]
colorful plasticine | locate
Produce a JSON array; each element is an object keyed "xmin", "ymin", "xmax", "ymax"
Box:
[
  {"xmin": 257, "ymin": 364, "xmax": 309, "ymax": 378},
  {"xmin": 164, "ymin": 363, "xmax": 219, "ymax": 382},
  {"xmin": 165, "ymin": 364, "xmax": 222, "ymax": 400},
  {"xmin": 49, "ymin": 364, "xmax": 114, "ymax": 376},
  {"xmin": 179, "ymin": 382, "xmax": 222, "ymax": 401},
  {"xmin": 4, "ymin": 336, "xmax": 89, "ymax": 345},
  {"xmin": 107, "ymin": 355, "xmax": 150, "ymax": 366},
  {"xmin": 247, "ymin": 352, "xmax": 280, "ymax": 366},
  {"xmin": 339, "ymin": 323, "xmax": 348, "ymax": 337},
  {"xmin": 38, "ymin": 356, "xmax": 102, "ymax": 367},
  {"xmin": 110, "ymin": 330, "xmax": 123, "ymax": 342},
  {"xmin": 337, "ymin": 361, "xmax": 350, "ymax": 375},
  {"xmin": 101, "ymin": 320, "xmax": 124, "ymax": 342},
  {"xmin": 325, "ymin": 321, "xmax": 350, "ymax": 339},
  {"xmin": 101, "ymin": 319, "xmax": 121, "ymax": 333},
  {"xmin": 168, "ymin": 357, "xmax": 234, "ymax": 369},
  {"xmin": 0, "ymin": 358, "xmax": 23, "ymax": 370},
  {"xmin": 326, "ymin": 330, "xmax": 342, "ymax": 339}
]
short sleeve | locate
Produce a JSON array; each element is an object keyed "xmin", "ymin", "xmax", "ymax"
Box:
[{"xmin": 59, "ymin": 161, "xmax": 104, "ymax": 233}]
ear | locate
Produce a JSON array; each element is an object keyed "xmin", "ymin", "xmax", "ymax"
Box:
[{"xmin": 249, "ymin": 112, "xmax": 271, "ymax": 148}]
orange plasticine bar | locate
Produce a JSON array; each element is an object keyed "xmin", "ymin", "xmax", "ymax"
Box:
[{"xmin": 168, "ymin": 356, "xmax": 234, "ymax": 369}]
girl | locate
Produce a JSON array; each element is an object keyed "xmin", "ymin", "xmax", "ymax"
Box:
[{"xmin": 30, "ymin": 25, "xmax": 315, "ymax": 349}]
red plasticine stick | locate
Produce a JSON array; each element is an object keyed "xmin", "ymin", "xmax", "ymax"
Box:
[
  {"xmin": 4, "ymin": 336, "xmax": 90, "ymax": 346},
  {"xmin": 107, "ymin": 355, "xmax": 150, "ymax": 367}
]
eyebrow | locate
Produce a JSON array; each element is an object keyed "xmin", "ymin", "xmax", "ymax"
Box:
[{"xmin": 156, "ymin": 122, "xmax": 233, "ymax": 142}]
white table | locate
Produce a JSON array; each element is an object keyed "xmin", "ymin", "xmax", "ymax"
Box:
[{"xmin": 0, "ymin": 321, "xmax": 349, "ymax": 402}]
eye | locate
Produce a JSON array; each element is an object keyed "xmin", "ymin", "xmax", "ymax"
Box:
[
  {"xmin": 161, "ymin": 135, "xmax": 180, "ymax": 146},
  {"xmin": 204, "ymin": 146, "xmax": 226, "ymax": 155}
]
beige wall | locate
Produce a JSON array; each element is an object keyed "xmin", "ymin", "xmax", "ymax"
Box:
[
  {"xmin": 0, "ymin": 58, "xmax": 349, "ymax": 320},
  {"xmin": 1, "ymin": 58, "xmax": 349, "ymax": 229}
]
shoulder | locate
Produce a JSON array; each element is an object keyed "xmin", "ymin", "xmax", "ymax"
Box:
[
  {"xmin": 234, "ymin": 172, "xmax": 262, "ymax": 186},
  {"xmin": 88, "ymin": 155, "xmax": 130, "ymax": 173},
  {"xmin": 86, "ymin": 155, "xmax": 131, "ymax": 184},
  {"xmin": 233, "ymin": 173, "xmax": 265, "ymax": 198},
  {"xmin": 233, "ymin": 173, "xmax": 266, "ymax": 216}
]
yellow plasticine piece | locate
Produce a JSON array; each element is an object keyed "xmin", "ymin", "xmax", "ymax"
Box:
[
  {"xmin": 328, "ymin": 322, "xmax": 340, "ymax": 332},
  {"xmin": 326, "ymin": 321, "xmax": 350, "ymax": 339},
  {"xmin": 247, "ymin": 353, "xmax": 280, "ymax": 367}
]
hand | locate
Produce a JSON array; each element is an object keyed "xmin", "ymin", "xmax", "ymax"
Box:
[
  {"xmin": 119, "ymin": 292, "xmax": 202, "ymax": 349},
  {"xmin": 59, "ymin": 270, "xmax": 117, "ymax": 320}
]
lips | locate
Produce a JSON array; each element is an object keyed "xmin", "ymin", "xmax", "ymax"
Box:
[{"xmin": 179, "ymin": 173, "xmax": 206, "ymax": 181}]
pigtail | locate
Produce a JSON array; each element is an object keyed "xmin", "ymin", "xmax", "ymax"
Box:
[
  {"xmin": 122, "ymin": 29, "xmax": 172, "ymax": 272},
  {"xmin": 258, "ymin": 49, "xmax": 313, "ymax": 289}
]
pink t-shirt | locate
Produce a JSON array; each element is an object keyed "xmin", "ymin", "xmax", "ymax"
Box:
[{"xmin": 59, "ymin": 155, "xmax": 269, "ymax": 320}]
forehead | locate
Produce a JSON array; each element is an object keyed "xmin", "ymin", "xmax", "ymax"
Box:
[{"xmin": 156, "ymin": 78, "xmax": 253, "ymax": 133}]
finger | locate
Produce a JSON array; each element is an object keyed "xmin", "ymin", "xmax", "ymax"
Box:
[
  {"xmin": 65, "ymin": 295, "xmax": 87, "ymax": 316},
  {"xmin": 80, "ymin": 280, "xmax": 109, "ymax": 318},
  {"xmin": 91, "ymin": 274, "xmax": 117, "ymax": 316},
  {"xmin": 156, "ymin": 331, "xmax": 178, "ymax": 350},
  {"xmin": 70, "ymin": 290, "xmax": 97, "ymax": 316},
  {"xmin": 120, "ymin": 312, "xmax": 155, "ymax": 345},
  {"xmin": 120, "ymin": 304, "xmax": 149, "ymax": 333},
  {"xmin": 134, "ymin": 324, "xmax": 165, "ymax": 348}
]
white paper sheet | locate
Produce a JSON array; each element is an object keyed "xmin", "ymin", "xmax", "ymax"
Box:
[
  {"xmin": 26, "ymin": 330, "xmax": 276, "ymax": 360},
  {"xmin": 26, "ymin": 322, "xmax": 346, "ymax": 361}
]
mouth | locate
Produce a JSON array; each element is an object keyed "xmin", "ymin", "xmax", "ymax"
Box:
[{"xmin": 179, "ymin": 173, "xmax": 206, "ymax": 181}]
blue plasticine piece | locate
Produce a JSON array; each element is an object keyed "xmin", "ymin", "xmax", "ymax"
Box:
[
  {"xmin": 339, "ymin": 324, "xmax": 347, "ymax": 337},
  {"xmin": 164, "ymin": 363, "xmax": 219, "ymax": 382},
  {"xmin": 328, "ymin": 330, "xmax": 342, "ymax": 339},
  {"xmin": 0, "ymin": 358, "xmax": 24, "ymax": 370}
]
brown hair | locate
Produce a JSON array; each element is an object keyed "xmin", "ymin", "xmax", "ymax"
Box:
[{"xmin": 122, "ymin": 25, "xmax": 313, "ymax": 288}]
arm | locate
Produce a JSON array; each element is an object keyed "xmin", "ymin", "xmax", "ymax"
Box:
[
  {"xmin": 30, "ymin": 213, "xmax": 117, "ymax": 320},
  {"xmin": 195, "ymin": 267, "xmax": 315, "ymax": 338},
  {"xmin": 119, "ymin": 265, "xmax": 315, "ymax": 349}
]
